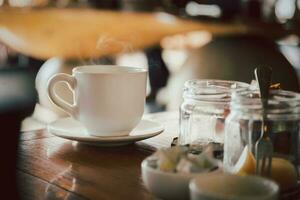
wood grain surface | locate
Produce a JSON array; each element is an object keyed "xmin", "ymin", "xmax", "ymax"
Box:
[
  {"xmin": 17, "ymin": 129, "xmax": 155, "ymax": 200},
  {"xmin": 17, "ymin": 171, "xmax": 87, "ymax": 200}
]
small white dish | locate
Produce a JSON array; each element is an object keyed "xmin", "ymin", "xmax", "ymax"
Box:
[
  {"xmin": 190, "ymin": 173, "xmax": 279, "ymax": 200},
  {"xmin": 141, "ymin": 157, "xmax": 221, "ymax": 200},
  {"xmin": 48, "ymin": 117, "xmax": 164, "ymax": 146}
]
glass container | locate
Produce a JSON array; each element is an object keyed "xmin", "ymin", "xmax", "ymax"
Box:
[
  {"xmin": 224, "ymin": 89, "xmax": 300, "ymax": 191},
  {"xmin": 179, "ymin": 79, "xmax": 249, "ymax": 145}
]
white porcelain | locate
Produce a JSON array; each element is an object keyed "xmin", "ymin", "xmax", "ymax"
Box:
[
  {"xmin": 190, "ymin": 173, "xmax": 279, "ymax": 200},
  {"xmin": 47, "ymin": 65, "xmax": 147, "ymax": 136},
  {"xmin": 141, "ymin": 157, "xmax": 221, "ymax": 200},
  {"xmin": 48, "ymin": 117, "xmax": 164, "ymax": 146},
  {"xmin": 36, "ymin": 57, "xmax": 75, "ymax": 117}
]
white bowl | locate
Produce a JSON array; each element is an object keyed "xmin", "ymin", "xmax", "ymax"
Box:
[
  {"xmin": 141, "ymin": 158, "xmax": 221, "ymax": 200},
  {"xmin": 189, "ymin": 173, "xmax": 279, "ymax": 200}
]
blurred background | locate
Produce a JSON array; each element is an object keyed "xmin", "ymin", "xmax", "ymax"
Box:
[{"xmin": 1, "ymin": 0, "xmax": 300, "ymax": 130}]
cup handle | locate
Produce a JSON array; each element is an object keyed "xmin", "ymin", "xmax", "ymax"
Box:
[{"xmin": 47, "ymin": 73, "xmax": 77, "ymax": 117}]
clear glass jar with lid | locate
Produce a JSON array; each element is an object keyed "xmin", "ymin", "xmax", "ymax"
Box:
[
  {"xmin": 179, "ymin": 79, "xmax": 249, "ymax": 146},
  {"xmin": 224, "ymin": 89, "xmax": 300, "ymax": 191}
]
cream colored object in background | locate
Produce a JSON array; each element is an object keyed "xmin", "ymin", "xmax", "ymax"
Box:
[
  {"xmin": 8, "ymin": 0, "xmax": 48, "ymax": 7},
  {"xmin": 0, "ymin": 8, "xmax": 240, "ymax": 60},
  {"xmin": 47, "ymin": 65, "xmax": 147, "ymax": 136}
]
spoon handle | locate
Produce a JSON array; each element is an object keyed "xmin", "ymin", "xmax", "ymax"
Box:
[{"xmin": 254, "ymin": 66, "xmax": 272, "ymax": 108}]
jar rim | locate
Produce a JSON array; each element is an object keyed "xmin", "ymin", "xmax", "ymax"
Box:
[
  {"xmin": 231, "ymin": 89, "xmax": 300, "ymax": 112},
  {"xmin": 183, "ymin": 79, "xmax": 250, "ymax": 102}
]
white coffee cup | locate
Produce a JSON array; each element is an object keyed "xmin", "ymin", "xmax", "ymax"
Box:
[{"xmin": 47, "ymin": 65, "xmax": 147, "ymax": 137}]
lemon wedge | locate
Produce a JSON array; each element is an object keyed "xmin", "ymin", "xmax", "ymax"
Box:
[
  {"xmin": 270, "ymin": 158, "xmax": 298, "ymax": 191},
  {"xmin": 231, "ymin": 145, "xmax": 298, "ymax": 191},
  {"xmin": 231, "ymin": 147, "xmax": 297, "ymax": 191},
  {"xmin": 231, "ymin": 145, "xmax": 256, "ymax": 175}
]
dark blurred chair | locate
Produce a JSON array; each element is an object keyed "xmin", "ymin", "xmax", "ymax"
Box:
[
  {"xmin": 145, "ymin": 46, "xmax": 170, "ymax": 99},
  {"xmin": 190, "ymin": 34, "xmax": 300, "ymax": 92},
  {"xmin": 0, "ymin": 67, "xmax": 36, "ymax": 199}
]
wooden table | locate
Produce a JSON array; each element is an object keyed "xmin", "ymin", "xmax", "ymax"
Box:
[
  {"xmin": 17, "ymin": 111, "xmax": 300, "ymax": 200},
  {"xmin": 17, "ymin": 112, "xmax": 179, "ymax": 200},
  {"xmin": 17, "ymin": 129, "xmax": 156, "ymax": 200}
]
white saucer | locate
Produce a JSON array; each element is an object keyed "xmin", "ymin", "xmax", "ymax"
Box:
[{"xmin": 48, "ymin": 118, "xmax": 164, "ymax": 146}]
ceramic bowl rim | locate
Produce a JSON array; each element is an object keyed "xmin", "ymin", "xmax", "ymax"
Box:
[{"xmin": 189, "ymin": 173, "xmax": 279, "ymax": 200}]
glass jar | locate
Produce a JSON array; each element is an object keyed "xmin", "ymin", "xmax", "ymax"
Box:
[
  {"xmin": 224, "ymin": 89, "xmax": 300, "ymax": 191},
  {"xmin": 179, "ymin": 79, "xmax": 249, "ymax": 145}
]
